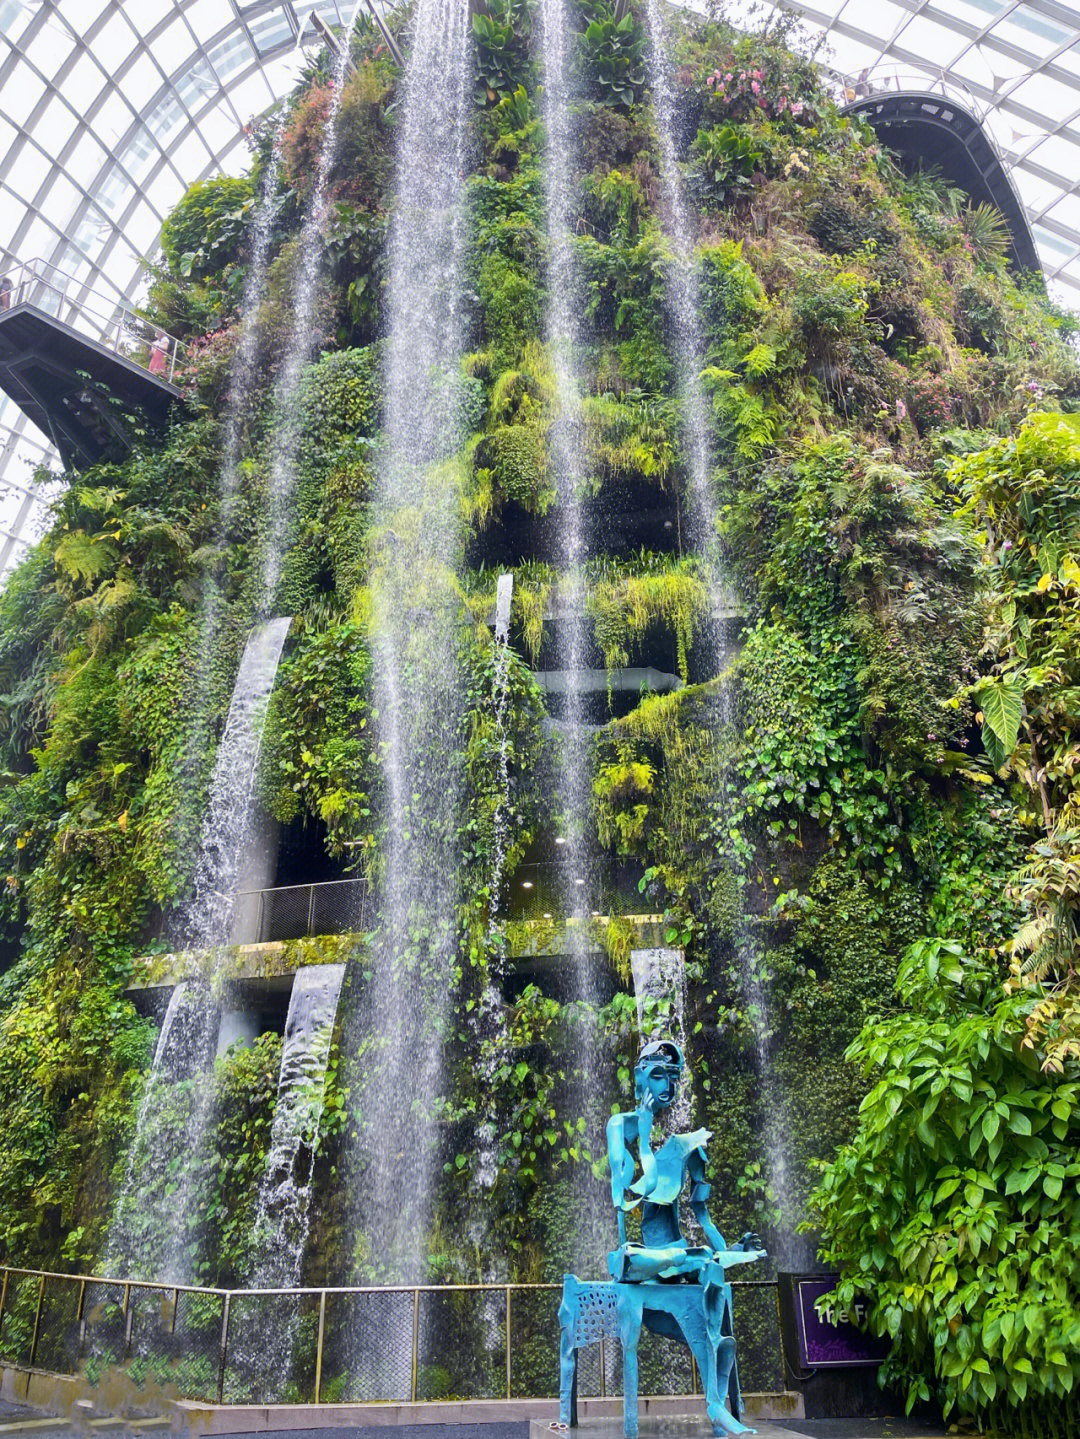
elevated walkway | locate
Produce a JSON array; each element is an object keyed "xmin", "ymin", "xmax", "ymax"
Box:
[
  {"xmin": 0, "ymin": 260, "xmax": 188, "ymax": 471},
  {"xmin": 842, "ymin": 69, "xmax": 1041, "ymax": 277}
]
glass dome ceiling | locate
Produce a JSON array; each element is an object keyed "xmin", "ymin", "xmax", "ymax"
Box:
[
  {"xmin": 0, "ymin": 0, "xmax": 354, "ymax": 574},
  {"xmin": 2, "ymin": 0, "xmax": 1080, "ymax": 575}
]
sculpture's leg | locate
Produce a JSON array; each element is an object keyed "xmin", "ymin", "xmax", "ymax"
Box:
[
  {"xmin": 701, "ymin": 1285, "xmax": 754, "ymax": 1436},
  {"xmin": 557, "ymin": 1286, "xmax": 580, "ymax": 1428},
  {"xmin": 558, "ymin": 1327, "xmax": 578, "ymax": 1427},
  {"xmin": 617, "ymin": 1292, "xmax": 644, "ymax": 1439}
]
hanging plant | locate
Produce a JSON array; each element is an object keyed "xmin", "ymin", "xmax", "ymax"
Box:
[
  {"xmin": 579, "ymin": 10, "xmax": 645, "ymax": 110},
  {"xmin": 472, "ymin": 0, "xmax": 532, "ymax": 106}
]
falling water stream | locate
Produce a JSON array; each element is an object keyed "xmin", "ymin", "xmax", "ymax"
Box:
[
  {"xmin": 230, "ymin": 964, "xmax": 347, "ymax": 1393},
  {"xmin": 473, "ymin": 574, "xmax": 517, "ymax": 1196},
  {"xmin": 110, "ymin": 12, "xmax": 367, "ymax": 1285},
  {"xmin": 250, "ymin": 963, "xmax": 347, "ymax": 1287},
  {"xmin": 641, "ymin": 0, "xmax": 794, "ymax": 1245},
  {"xmin": 180, "ymin": 617, "xmax": 293, "ymax": 954},
  {"xmin": 183, "ymin": 137, "xmax": 283, "ymax": 850},
  {"xmin": 261, "ymin": 6, "xmax": 361, "ymax": 604},
  {"xmin": 355, "ymin": 0, "xmax": 471, "ymax": 1286},
  {"xmin": 107, "ymin": 619, "xmax": 292, "ymax": 1282},
  {"xmin": 539, "ymin": 0, "xmax": 611, "ymax": 1273}
]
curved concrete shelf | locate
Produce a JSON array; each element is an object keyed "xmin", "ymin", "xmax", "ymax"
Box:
[{"xmin": 845, "ymin": 90, "xmax": 1041, "ymax": 279}]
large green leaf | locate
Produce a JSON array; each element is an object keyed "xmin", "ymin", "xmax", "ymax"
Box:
[{"xmin": 978, "ymin": 675, "xmax": 1025, "ymax": 761}]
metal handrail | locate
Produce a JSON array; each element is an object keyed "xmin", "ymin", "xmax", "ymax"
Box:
[
  {"xmin": 0, "ymin": 1265, "xmax": 780, "ymax": 1407},
  {"xmin": 232, "ymin": 876, "xmax": 371, "ymax": 944},
  {"xmin": 0, "ymin": 257, "xmax": 187, "ymax": 384},
  {"xmin": 838, "ymin": 63, "xmax": 988, "ymax": 123},
  {"xmin": 836, "ymin": 64, "xmax": 1013, "ymax": 169}
]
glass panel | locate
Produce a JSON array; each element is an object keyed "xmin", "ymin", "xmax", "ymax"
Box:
[
  {"xmin": 1, "ymin": 68, "xmax": 45, "ymax": 126},
  {"xmin": 60, "ymin": 51, "xmax": 107, "ymax": 111},
  {"xmin": 250, "ymin": 9, "xmax": 294, "ymax": 55},
  {"xmin": 209, "ymin": 32, "xmax": 255, "ymax": 81},
  {"xmin": 94, "ymin": 9, "xmax": 138, "ymax": 68}
]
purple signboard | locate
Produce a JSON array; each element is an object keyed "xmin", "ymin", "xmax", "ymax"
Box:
[{"xmin": 793, "ymin": 1276, "xmax": 890, "ymax": 1368}]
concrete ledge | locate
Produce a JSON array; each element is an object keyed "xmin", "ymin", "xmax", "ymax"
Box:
[
  {"xmin": 171, "ymin": 1395, "xmax": 804, "ymax": 1437},
  {"xmin": 1, "ymin": 1365, "xmax": 180, "ymax": 1424},
  {"xmin": 1, "ymin": 1368, "xmax": 802, "ymax": 1436}
]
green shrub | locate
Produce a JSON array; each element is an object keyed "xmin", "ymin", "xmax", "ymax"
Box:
[{"xmin": 160, "ymin": 177, "xmax": 255, "ymax": 277}]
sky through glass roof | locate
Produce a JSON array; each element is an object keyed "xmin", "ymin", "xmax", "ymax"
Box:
[{"xmin": 0, "ymin": 0, "xmax": 355, "ymax": 574}]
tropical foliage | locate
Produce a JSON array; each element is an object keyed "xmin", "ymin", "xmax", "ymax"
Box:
[{"xmin": 0, "ymin": 8, "xmax": 1075, "ymax": 1434}]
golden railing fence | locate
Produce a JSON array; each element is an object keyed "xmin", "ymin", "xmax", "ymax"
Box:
[{"xmin": 0, "ymin": 1269, "xmax": 784, "ymax": 1407}]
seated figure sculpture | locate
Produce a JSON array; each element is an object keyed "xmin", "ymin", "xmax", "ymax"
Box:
[{"xmin": 558, "ymin": 1040, "xmax": 766, "ymax": 1438}]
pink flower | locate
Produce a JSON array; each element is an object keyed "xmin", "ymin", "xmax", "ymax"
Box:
[
  {"xmin": 790, "ymin": 100, "xmax": 804, "ymax": 116},
  {"xmin": 707, "ymin": 76, "xmax": 715, "ymax": 86},
  {"xmin": 751, "ymin": 80, "xmax": 761, "ymax": 94},
  {"xmin": 716, "ymin": 84, "xmax": 725, "ymax": 94},
  {"xmin": 1002, "ymin": 539, "xmax": 1012, "ymax": 551},
  {"xmin": 753, "ymin": 69, "xmax": 764, "ymax": 80},
  {"xmin": 725, "ymin": 72, "xmax": 733, "ymax": 82}
]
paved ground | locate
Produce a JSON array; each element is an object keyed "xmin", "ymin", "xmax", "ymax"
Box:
[{"xmin": 0, "ymin": 1416, "xmax": 960, "ymax": 1439}]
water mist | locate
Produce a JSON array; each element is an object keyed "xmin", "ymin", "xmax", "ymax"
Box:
[
  {"xmin": 641, "ymin": 0, "xmax": 795, "ymax": 1249},
  {"xmin": 353, "ymin": 0, "xmax": 471, "ymax": 1289},
  {"xmin": 539, "ymin": 0, "xmax": 610, "ymax": 1274}
]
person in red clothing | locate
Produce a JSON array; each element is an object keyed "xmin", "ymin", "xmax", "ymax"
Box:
[{"xmin": 148, "ymin": 329, "xmax": 170, "ymax": 374}]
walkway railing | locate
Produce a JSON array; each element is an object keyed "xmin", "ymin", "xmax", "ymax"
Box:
[
  {"xmin": 507, "ymin": 859, "xmax": 647, "ymax": 923},
  {"xmin": 838, "ymin": 63, "xmax": 1010, "ymax": 166},
  {"xmin": 0, "ymin": 258, "xmax": 187, "ymax": 384},
  {"xmin": 839, "ymin": 64, "xmax": 985, "ymax": 118},
  {"xmin": 0, "ymin": 1268, "xmax": 783, "ymax": 1407},
  {"xmin": 231, "ymin": 878, "xmax": 372, "ymax": 945}
]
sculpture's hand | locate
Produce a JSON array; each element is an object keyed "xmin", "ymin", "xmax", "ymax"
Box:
[{"xmin": 739, "ymin": 1232, "xmax": 764, "ymax": 1254}]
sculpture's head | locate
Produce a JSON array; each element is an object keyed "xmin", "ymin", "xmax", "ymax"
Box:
[{"xmin": 634, "ymin": 1039, "xmax": 685, "ymax": 1111}]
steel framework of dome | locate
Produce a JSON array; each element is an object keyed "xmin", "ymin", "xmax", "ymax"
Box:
[
  {"xmin": 3, "ymin": 0, "xmax": 1080, "ymax": 573},
  {"xmin": 0, "ymin": 0, "xmax": 353, "ymax": 575}
]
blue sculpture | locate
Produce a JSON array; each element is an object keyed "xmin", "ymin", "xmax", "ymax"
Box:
[{"xmin": 558, "ymin": 1040, "xmax": 767, "ymax": 1438}]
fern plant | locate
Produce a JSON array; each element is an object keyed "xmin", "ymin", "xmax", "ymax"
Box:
[{"xmin": 964, "ymin": 202, "xmax": 1010, "ymax": 265}]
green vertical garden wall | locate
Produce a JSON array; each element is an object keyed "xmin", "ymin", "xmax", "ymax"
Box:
[{"xmin": 0, "ymin": 4, "xmax": 1078, "ymax": 1433}]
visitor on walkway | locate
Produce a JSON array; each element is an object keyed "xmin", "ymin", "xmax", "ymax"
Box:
[
  {"xmin": 0, "ymin": 277, "xmax": 11, "ymax": 311},
  {"xmin": 148, "ymin": 329, "xmax": 170, "ymax": 374}
]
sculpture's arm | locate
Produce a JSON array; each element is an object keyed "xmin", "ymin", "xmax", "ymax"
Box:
[
  {"xmin": 635, "ymin": 1094, "xmax": 659, "ymax": 1198},
  {"xmin": 688, "ymin": 1149, "xmax": 768, "ymax": 1262},
  {"xmin": 689, "ymin": 1176, "xmax": 728, "ymax": 1253},
  {"xmin": 606, "ymin": 1112, "xmax": 636, "ymax": 1245}
]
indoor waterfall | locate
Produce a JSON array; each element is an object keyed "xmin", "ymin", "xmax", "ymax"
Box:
[
  {"xmin": 106, "ymin": 618, "xmax": 291, "ymax": 1283},
  {"xmin": 353, "ymin": 0, "xmax": 471, "ymax": 1287},
  {"xmin": 642, "ymin": 0, "xmax": 795, "ymax": 1251},
  {"xmin": 181, "ymin": 137, "xmax": 283, "ymax": 860},
  {"xmin": 261, "ymin": 5, "xmax": 360, "ymax": 605},
  {"xmin": 108, "ymin": 11, "xmax": 362, "ymax": 1284},
  {"xmin": 250, "ymin": 963, "xmax": 346, "ymax": 1288},
  {"xmin": 232, "ymin": 963, "xmax": 346, "ymax": 1392},
  {"xmin": 473, "ymin": 573, "xmax": 517, "ymax": 1197},
  {"xmin": 539, "ymin": 0, "xmax": 610, "ymax": 1273},
  {"xmin": 180, "ymin": 616, "xmax": 292, "ymax": 954}
]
